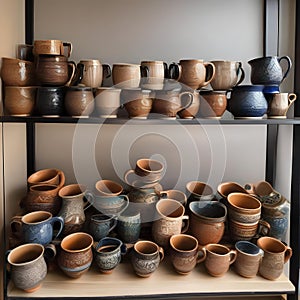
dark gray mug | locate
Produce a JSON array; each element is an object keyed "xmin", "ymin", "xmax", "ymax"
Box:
[{"xmin": 88, "ymin": 213, "xmax": 117, "ymax": 241}]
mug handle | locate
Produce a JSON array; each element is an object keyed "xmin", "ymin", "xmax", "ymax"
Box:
[
  {"xmin": 10, "ymin": 216, "xmax": 22, "ymax": 238},
  {"xmin": 43, "ymin": 243, "xmax": 57, "ymax": 261},
  {"xmin": 163, "ymin": 62, "xmax": 169, "ymax": 79},
  {"xmin": 65, "ymin": 61, "xmax": 77, "ymax": 87},
  {"xmin": 158, "ymin": 246, "xmax": 164, "ymax": 261},
  {"xmin": 84, "ymin": 191, "xmax": 94, "ymax": 210},
  {"xmin": 196, "ymin": 247, "xmax": 207, "ymax": 264},
  {"xmin": 102, "ymin": 64, "xmax": 112, "ymax": 79},
  {"xmin": 62, "ymin": 42, "xmax": 73, "ymax": 58},
  {"xmin": 169, "ymin": 62, "xmax": 181, "ymax": 80},
  {"xmin": 109, "ymin": 217, "xmax": 118, "ymax": 233},
  {"xmin": 278, "ymin": 56, "xmax": 292, "ymax": 82},
  {"xmin": 117, "ymin": 195, "xmax": 130, "ymax": 215},
  {"xmin": 235, "ymin": 62, "xmax": 245, "ymax": 86},
  {"xmin": 120, "ymin": 242, "xmax": 127, "ymax": 255},
  {"xmin": 178, "ymin": 91, "xmax": 194, "ymax": 112},
  {"xmin": 140, "ymin": 65, "xmax": 149, "ymax": 78},
  {"xmin": 258, "ymin": 219, "xmax": 271, "ymax": 236},
  {"xmin": 50, "ymin": 216, "xmax": 64, "ymax": 240},
  {"xmin": 288, "ymin": 93, "xmax": 297, "ymax": 109},
  {"xmin": 72, "ymin": 63, "xmax": 84, "ymax": 86},
  {"xmin": 284, "ymin": 246, "xmax": 293, "ymax": 264},
  {"xmin": 228, "ymin": 249, "xmax": 237, "ymax": 265},
  {"xmin": 181, "ymin": 215, "xmax": 189, "ymax": 233},
  {"xmin": 202, "ymin": 62, "xmax": 216, "ymax": 86},
  {"xmin": 57, "ymin": 169, "xmax": 65, "ymax": 189}
]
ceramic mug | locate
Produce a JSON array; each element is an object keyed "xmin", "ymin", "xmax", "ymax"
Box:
[
  {"xmin": 169, "ymin": 59, "xmax": 215, "ymax": 90},
  {"xmin": 57, "ymin": 232, "xmax": 94, "ymax": 278},
  {"xmin": 27, "ymin": 168, "xmax": 65, "ymax": 187},
  {"xmin": 169, "ymin": 234, "xmax": 206, "ymax": 274},
  {"xmin": 152, "ymin": 199, "xmax": 189, "ymax": 248},
  {"xmin": 257, "ymin": 236, "xmax": 292, "ymax": 280},
  {"xmin": 210, "ymin": 60, "xmax": 245, "ymax": 90},
  {"xmin": 202, "ymin": 243, "xmax": 237, "ymax": 277},
  {"xmin": 131, "ymin": 240, "xmax": 164, "ymax": 277},
  {"xmin": 4, "ymin": 86, "xmax": 37, "ymax": 116},
  {"xmin": 267, "ymin": 92, "xmax": 297, "ymax": 119},
  {"xmin": 234, "ymin": 240, "xmax": 264, "ymax": 278},
  {"xmin": 186, "ymin": 181, "xmax": 215, "ymax": 203},
  {"xmin": 134, "ymin": 158, "xmax": 164, "ymax": 183},
  {"xmin": 199, "ymin": 90, "xmax": 227, "ymax": 119},
  {"xmin": 94, "ymin": 87, "xmax": 121, "ymax": 118},
  {"xmin": 111, "ymin": 63, "xmax": 144, "ymax": 88},
  {"xmin": 159, "ymin": 189, "xmax": 187, "ymax": 207},
  {"xmin": 33, "ymin": 39, "xmax": 72, "ymax": 57},
  {"xmin": 10, "ymin": 210, "xmax": 64, "ymax": 245},
  {"xmin": 93, "ymin": 237, "xmax": 126, "ymax": 274}
]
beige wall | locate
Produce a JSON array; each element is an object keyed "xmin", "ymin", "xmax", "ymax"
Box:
[{"xmin": 0, "ymin": 1, "xmax": 26, "ymax": 299}]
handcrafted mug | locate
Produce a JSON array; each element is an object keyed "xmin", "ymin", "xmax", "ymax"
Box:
[
  {"xmin": 27, "ymin": 168, "xmax": 65, "ymax": 187},
  {"xmin": 186, "ymin": 181, "xmax": 215, "ymax": 203},
  {"xmin": 199, "ymin": 90, "xmax": 227, "ymax": 119},
  {"xmin": 189, "ymin": 201, "xmax": 227, "ymax": 245},
  {"xmin": 159, "ymin": 189, "xmax": 187, "ymax": 207},
  {"xmin": 33, "ymin": 39, "xmax": 72, "ymax": 57},
  {"xmin": 57, "ymin": 232, "xmax": 94, "ymax": 278},
  {"xmin": 94, "ymin": 87, "xmax": 121, "ymax": 118},
  {"xmin": 93, "ymin": 237, "xmax": 126, "ymax": 274},
  {"xmin": 234, "ymin": 240, "xmax": 264, "ymax": 278},
  {"xmin": 140, "ymin": 60, "xmax": 168, "ymax": 90},
  {"xmin": 202, "ymin": 243, "xmax": 237, "ymax": 277},
  {"xmin": 216, "ymin": 181, "xmax": 248, "ymax": 203},
  {"xmin": 257, "ymin": 236, "xmax": 292, "ymax": 280},
  {"xmin": 169, "ymin": 234, "xmax": 206, "ymax": 274},
  {"xmin": 131, "ymin": 240, "xmax": 164, "ymax": 277},
  {"xmin": 267, "ymin": 92, "xmax": 297, "ymax": 119},
  {"xmin": 134, "ymin": 158, "xmax": 164, "ymax": 183},
  {"xmin": 88, "ymin": 213, "xmax": 118, "ymax": 241},
  {"xmin": 210, "ymin": 60, "xmax": 245, "ymax": 90},
  {"xmin": 4, "ymin": 86, "xmax": 37, "ymax": 116},
  {"xmin": 121, "ymin": 88, "xmax": 153, "ymax": 119},
  {"xmin": 177, "ymin": 89, "xmax": 200, "ymax": 119},
  {"xmin": 7, "ymin": 243, "xmax": 50, "ymax": 292},
  {"xmin": 152, "ymin": 199, "xmax": 189, "ymax": 248},
  {"xmin": 117, "ymin": 207, "xmax": 141, "ymax": 243},
  {"xmin": 10, "ymin": 210, "xmax": 64, "ymax": 245},
  {"xmin": 111, "ymin": 63, "xmax": 144, "ymax": 88},
  {"xmin": 152, "ymin": 90, "xmax": 194, "ymax": 119},
  {"xmin": 169, "ymin": 59, "xmax": 215, "ymax": 90},
  {"xmin": 1, "ymin": 57, "xmax": 35, "ymax": 86}
]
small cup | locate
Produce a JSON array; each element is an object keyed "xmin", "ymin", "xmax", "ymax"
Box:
[
  {"xmin": 159, "ymin": 189, "xmax": 187, "ymax": 207},
  {"xmin": 27, "ymin": 168, "xmax": 65, "ymax": 187},
  {"xmin": 94, "ymin": 87, "xmax": 121, "ymax": 118},
  {"xmin": 88, "ymin": 213, "xmax": 117, "ymax": 241},
  {"xmin": 76, "ymin": 59, "xmax": 103, "ymax": 88},
  {"xmin": 112, "ymin": 63, "xmax": 142, "ymax": 88},
  {"xmin": 202, "ymin": 243, "xmax": 237, "ymax": 277},
  {"xmin": 267, "ymin": 92, "xmax": 297, "ymax": 119},
  {"xmin": 10, "ymin": 210, "xmax": 64, "ymax": 245},
  {"xmin": 131, "ymin": 240, "xmax": 164, "ymax": 277},
  {"xmin": 186, "ymin": 181, "xmax": 215, "ymax": 202},
  {"xmin": 4, "ymin": 86, "xmax": 37, "ymax": 116},
  {"xmin": 257, "ymin": 236, "xmax": 292, "ymax": 280},
  {"xmin": 169, "ymin": 234, "xmax": 206, "ymax": 275},
  {"xmin": 199, "ymin": 90, "xmax": 227, "ymax": 119},
  {"xmin": 7, "ymin": 243, "xmax": 49, "ymax": 292},
  {"xmin": 134, "ymin": 158, "xmax": 164, "ymax": 183},
  {"xmin": 93, "ymin": 237, "xmax": 126, "ymax": 274},
  {"xmin": 117, "ymin": 207, "xmax": 141, "ymax": 243},
  {"xmin": 234, "ymin": 240, "xmax": 264, "ymax": 278}
]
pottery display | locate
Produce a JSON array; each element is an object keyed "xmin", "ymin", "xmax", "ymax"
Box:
[
  {"xmin": 64, "ymin": 86, "xmax": 95, "ymax": 117},
  {"xmin": 57, "ymin": 232, "xmax": 94, "ymax": 278},
  {"xmin": 248, "ymin": 55, "xmax": 292, "ymax": 85},
  {"xmin": 199, "ymin": 90, "xmax": 227, "ymax": 119},
  {"xmin": 227, "ymin": 85, "xmax": 268, "ymax": 119}
]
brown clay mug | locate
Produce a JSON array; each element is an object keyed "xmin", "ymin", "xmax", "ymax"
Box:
[
  {"xmin": 57, "ymin": 232, "xmax": 94, "ymax": 278},
  {"xmin": 210, "ymin": 60, "xmax": 245, "ymax": 91},
  {"xmin": 199, "ymin": 90, "xmax": 227, "ymax": 119},
  {"xmin": 177, "ymin": 89, "xmax": 200, "ymax": 119},
  {"xmin": 257, "ymin": 236, "xmax": 292, "ymax": 280},
  {"xmin": 169, "ymin": 234, "xmax": 206, "ymax": 274},
  {"xmin": 134, "ymin": 158, "xmax": 164, "ymax": 183},
  {"xmin": 202, "ymin": 243, "xmax": 237, "ymax": 277},
  {"xmin": 152, "ymin": 90, "xmax": 194, "ymax": 119},
  {"xmin": 152, "ymin": 199, "xmax": 189, "ymax": 248},
  {"xmin": 35, "ymin": 55, "xmax": 76, "ymax": 86},
  {"xmin": 27, "ymin": 168, "xmax": 65, "ymax": 187},
  {"xmin": 186, "ymin": 181, "xmax": 215, "ymax": 203},
  {"xmin": 169, "ymin": 59, "xmax": 215, "ymax": 90},
  {"xmin": 1, "ymin": 57, "xmax": 35, "ymax": 86},
  {"xmin": 33, "ymin": 40, "xmax": 72, "ymax": 57},
  {"xmin": 267, "ymin": 92, "xmax": 297, "ymax": 119},
  {"xmin": 4, "ymin": 86, "xmax": 37, "ymax": 116}
]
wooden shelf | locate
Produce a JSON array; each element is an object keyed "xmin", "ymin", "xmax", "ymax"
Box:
[{"xmin": 6, "ymin": 257, "xmax": 295, "ymax": 299}]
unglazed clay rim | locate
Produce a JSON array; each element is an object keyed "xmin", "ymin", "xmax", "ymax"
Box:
[
  {"xmin": 170, "ymin": 234, "xmax": 198, "ymax": 253},
  {"xmin": 155, "ymin": 198, "xmax": 185, "ymax": 219},
  {"xmin": 60, "ymin": 232, "xmax": 93, "ymax": 253},
  {"xmin": 22, "ymin": 210, "xmax": 52, "ymax": 224}
]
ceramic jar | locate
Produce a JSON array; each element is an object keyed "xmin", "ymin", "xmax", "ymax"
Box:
[
  {"xmin": 64, "ymin": 86, "xmax": 95, "ymax": 117},
  {"xmin": 227, "ymin": 85, "xmax": 268, "ymax": 119}
]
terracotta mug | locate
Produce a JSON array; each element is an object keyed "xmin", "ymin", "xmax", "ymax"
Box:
[
  {"xmin": 234, "ymin": 240, "xmax": 264, "ymax": 278},
  {"xmin": 0, "ymin": 57, "xmax": 35, "ymax": 86},
  {"xmin": 57, "ymin": 232, "xmax": 94, "ymax": 278},
  {"xmin": 152, "ymin": 199, "xmax": 189, "ymax": 248},
  {"xmin": 140, "ymin": 60, "xmax": 168, "ymax": 90},
  {"xmin": 131, "ymin": 240, "xmax": 164, "ymax": 277},
  {"xmin": 202, "ymin": 243, "xmax": 237, "ymax": 277},
  {"xmin": 152, "ymin": 90, "xmax": 194, "ymax": 119},
  {"xmin": 169, "ymin": 59, "xmax": 215, "ymax": 89},
  {"xmin": 267, "ymin": 92, "xmax": 297, "ymax": 119},
  {"xmin": 186, "ymin": 181, "xmax": 215, "ymax": 203},
  {"xmin": 134, "ymin": 158, "xmax": 164, "ymax": 183},
  {"xmin": 7, "ymin": 243, "xmax": 52, "ymax": 292},
  {"xmin": 210, "ymin": 60, "xmax": 245, "ymax": 90},
  {"xmin": 33, "ymin": 39, "xmax": 72, "ymax": 57},
  {"xmin": 257, "ymin": 236, "xmax": 292, "ymax": 280},
  {"xmin": 4, "ymin": 86, "xmax": 37, "ymax": 116},
  {"xmin": 216, "ymin": 181, "xmax": 248, "ymax": 203},
  {"xmin": 199, "ymin": 90, "xmax": 227, "ymax": 119},
  {"xmin": 159, "ymin": 189, "xmax": 187, "ymax": 207},
  {"xmin": 169, "ymin": 234, "xmax": 206, "ymax": 274},
  {"xmin": 27, "ymin": 168, "xmax": 65, "ymax": 187},
  {"xmin": 94, "ymin": 87, "xmax": 121, "ymax": 118}
]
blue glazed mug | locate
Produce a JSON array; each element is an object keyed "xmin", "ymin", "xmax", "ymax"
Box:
[
  {"xmin": 88, "ymin": 213, "xmax": 117, "ymax": 241},
  {"xmin": 11, "ymin": 210, "xmax": 64, "ymax": 245}
]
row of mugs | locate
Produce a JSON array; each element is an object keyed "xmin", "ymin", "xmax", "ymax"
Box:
[{"xmin": 6, "ymin": 231, "xmax": 292, "ymax": 293}]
